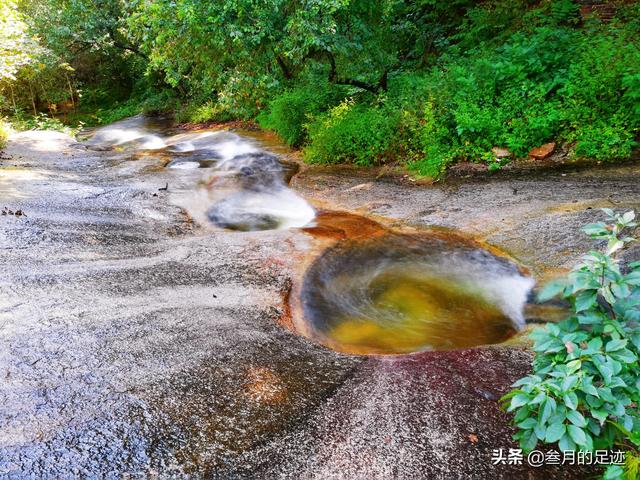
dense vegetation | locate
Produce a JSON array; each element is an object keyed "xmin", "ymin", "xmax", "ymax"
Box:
[
  {"xmin": 505, "ymin": 210, "xmax": 640, "ymax": 479},
  {"xmin": 1, "ymin": 1, "xmax": 639, "ymax": 175}
]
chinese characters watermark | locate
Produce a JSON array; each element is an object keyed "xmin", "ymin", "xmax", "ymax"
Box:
[{"xmin": 491, "ymin": 448, "xmax": 626, "ymax": 467}]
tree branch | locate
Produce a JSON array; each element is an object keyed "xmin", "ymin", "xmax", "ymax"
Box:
[
  {"xmin": 325, "ymin": 50, "xmax": 387, "ymax": 94},
  {"xmin": 275, "ymin": 54, "xmax": 293, "ymax": 80}
]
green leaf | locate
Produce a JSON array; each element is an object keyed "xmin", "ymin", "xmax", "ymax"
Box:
[
  {"xmin": 545, "ymin": 422, "xmax": 566, "ymax": 443},
  {"xmin": 591, "ymin": 409, "xmax": 608, "ymax": 424},
  {"xmin": 566, "ymin": 359, "xmax": 581, "ymax": 373},
  {"xmin": 563, "ymin": 392, "xmax": 578, "ymax": 410},
  {"xmin": 575, "ymin": 291, "xmax": 597, "ymax": 312},
  {"xmin": 610, "ymin": 349, "xmax": 637, "ymax": 364},
  {"xmin": 597, "ymin": 387, "xmax": 615, "ymax": 402},
  {"xmin": 605, "ymin": 339, "xmax": 627, "ymax": 352},
  {"xmin": 509, "ymin": 393, "xmax": 530, "ymax": 410},
  {"xmin": 537, "ymin": 280, "xmax": 566, "ymax": 301},
  {"xmin": 517, "ymin": 418, "xmax": 537, "ymax": 429},
  {"xmin": 558, "ymin": 432, "xmax": 576, "ymax": 451},
  {"xmin": 539, "ymin": 396, "xmax": 556, "ymax": 425},
  {"xmin": 514, "ymin": 407, "xmax": 531, "ymax": 423},
  {"xmin": 622, "ymin": 211, "xmax": 636, "ymax": 224},
  {"xmin": 534, "ymin": 423, "xmax": 546, "ymax": 441},
  {"xmin": 606, "ymin": 239, "xmax": 624, "ymax": 255},
  {"xmin": 581, "ymin": 379, "xmax": 599, "ymax": 397},
  {"xmin": 530, "ymin": 391, "xmax": 546, "ymax": 405},
  {"xmin": 583, "ymin": 222, "xmax": 609, "ymax": 237},
  {"xmin": 567, "ymin": 424, "xmax": 587, "ymax": 446},
  {"xmin": 561, "ymin": 375, "xmax": 579, "ymax": 392},
  {"xmin": 522, "ymin": 429, "xmax": 538, "ymax": 452},
  {"xmin": 625, "ymin": 271, "xmax": 640, "ymax": 286},
  {"xmin": 603, "ymin": 465, "xmax": 624, "ymax": 480},
  {"xmin": 577, "ymin": 312, "xmax": 602, "ymax": 325},
  {"xmin": 566, "ymin": 410, "xmax": 587, "ymax": 427},
  {"xmin": 587, "ymin": 337, "xmax": 603, "ymax": 351}
]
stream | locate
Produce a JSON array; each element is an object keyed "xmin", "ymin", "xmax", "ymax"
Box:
[
  {"xmin": 1, "ymin": 116, "xmax": 638, "ymax": 478},
  {"xmin": 84, "ymin": 115, "xmax": 535, "ymax": 355}
]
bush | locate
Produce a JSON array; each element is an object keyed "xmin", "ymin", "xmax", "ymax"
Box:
[
  {"xmin": 257, "ymin": 82, "xmax": 347, "ymax": 146},
  {"xmin": 10, "ymin": 113, "xmax": 71, "ymax": 133},
  {"xmin": 141, "ymin": 90, "xmax": 179, "ymax": 115},
  {"xmin": 175, "ymin": 101, "xmax": 227, "ymax": 124},
  {"xmin": 560, "ymin": 26, "xmax": 640, "ymax": 160},
  {"xmin": 503, "ymin": 210, "xmax": 640, "ymax": 480},
  {"xmin": 93, "ymin": 100, "xmax": 143, "ymax": 125},
  {"xmin": 573, "ymin": 118, "xmax": 637, "ymax": 161},
  {"xmin": 303, "ymin": 99, "xmax": 400, "ymax": 166},
  {"xmin": 0, "ymin": 119, "xmax": 9, "ymax": 148}
]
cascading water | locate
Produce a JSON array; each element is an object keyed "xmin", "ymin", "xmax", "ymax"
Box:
[
  {"xmin": 84, "ymin": 116, "xmax": 169, "ymax": 151},
  {"xmin": 87, "ymin": 116, "xmax": 535, "ymax": 353},
  {"xmin": 86, "ymin": 116, "xmax": 316, "ymax": 231},
  {"xmin": 300, "ymin": 233, "xmax": 535, "ymax": 355}
]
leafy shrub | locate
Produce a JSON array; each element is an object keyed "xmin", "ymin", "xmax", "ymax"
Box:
[
  {"xmin": 10, "ymin": 113, "xmax": 71, "ymax": 132},
  {"xmin": 175, "ymin": 101, "xmax": 226, "ymax": 124},
  {"xmin": 141, "ymin": 90, "xmax": 179, "ymax": 115},
  {"xmin": 574, "ymin": 118, "xmax": 637, "ymax": 161},
  {"xmin": 406, "ymin": 99, "xmax": 459, "ymax": 178},
  {"xmin": 93, "ymin": 100, "xmax": 143, "ymax": 125},
  {"xmin": 304, "ymin": 99, "xmax": 400, "ymax": 166},
  {"xmin": 549, "ymin": 0, "xmax": 581, "ymax": 26},
  {"xmin": 560, "ymin": 27, "xmax": 640, "ymax": 160},
  {"xmin": 0, "ymin": 119, "xmax": 9, "ymax": 148},
  {"xmin": 503, "ymin": 210, "xmax": 640, "ymax": 480},
  {"xmin": 257, "ymin": 82, "xmax": 347, "ymax": 146}
]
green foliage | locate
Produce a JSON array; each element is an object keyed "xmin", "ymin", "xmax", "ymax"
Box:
[
  {"xmin": 175, "ymin": 101, "xmax": 220, "ymax": 124},
  {"xmin": 10, "ymin": 112, "xmax": 72, "ymax": 132},
  {"xmin": 549, "ymin": 0, "xmax": 580, "ymax": 26},
  {"xmin": 0, "ymin": 0, "xmax": 40, "ymax": 81},
  {"xmin": 504, "ymin": 210, "xmax": 640, "ymax": 479},
  {"xmin": 257, "ymin": 81, "xmax": 347, "ymax": 146},
  {"xmin": 3, "ymin": 0, "xmax": 638, "ymax": 175},
  {"xmin": 0, "ymin": 118, "xmax": 9, "ymax": 148},
  {"xmin": 304, "ymin": 99, "xmax": 399, "ymax": 166},
  {"xmin": 573, "ymin": 118, "xmax": 637, "ymax": 161}
]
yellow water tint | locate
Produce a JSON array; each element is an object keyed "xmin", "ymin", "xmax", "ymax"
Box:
[{"xmin": 326, "ymin": 271, "xmax": 517, "ymax": 355}]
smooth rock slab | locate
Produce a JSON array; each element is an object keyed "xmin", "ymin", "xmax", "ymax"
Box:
[{"xmin": 1, "ymin": 128, "xmax": 622, "ymax": 479}]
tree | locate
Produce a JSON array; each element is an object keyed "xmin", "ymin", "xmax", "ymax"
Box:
[{"xmin": 0, "ymin": 0, "xmax": 39, "ymax": 82}]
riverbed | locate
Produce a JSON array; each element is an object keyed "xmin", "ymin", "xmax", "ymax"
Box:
[{"xmin": 1, "ymin": 118, "xmax": 638, "ymax": 478}]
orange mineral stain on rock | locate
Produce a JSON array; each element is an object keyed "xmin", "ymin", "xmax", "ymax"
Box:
[
  {"xmin": 302, "ymin": 210, "xmax": 388, "ymax": 240},
  {"xmin": 529, "ymin": 142, "xmax": 556, "ymax": 160},
  {"xmin": 242, "ymin": 367, "xmax": 287, "ymax": 404}
]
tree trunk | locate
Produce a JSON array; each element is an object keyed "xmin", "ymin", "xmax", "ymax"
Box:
[
  {"xmin": 9, "ymin": 84, "xmax": 17, "ymax": 113},
  {"xmin": 65, "ymin": 73, "xmax": 75, "ymax": 109},
  {"xmin": 29, "ymin": 82, "xmax": 37, "ymax": 116}
]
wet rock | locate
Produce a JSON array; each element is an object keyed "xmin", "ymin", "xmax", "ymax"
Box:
[
  {"xmin": 528, "ymin": 142, "xmax": 556, "ymax": 160},
  {"xmin": 449, "ymin": 162, "xmax": 488, "ymax": 173},
  {"xmin": 3, "ymin": 122, "xmax": 637, "ymax": 479},
  {"xmin": 491, "ymin": 147, "xmax": 511, "ymax": 160}
]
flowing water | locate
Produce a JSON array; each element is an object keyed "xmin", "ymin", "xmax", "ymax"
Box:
[
  {"xmin": 300, "ymin": 233, "xmax": 535, "ymax": 354},
  {"xmin": 85, "ymin": 115, "xmax": 316, "ymax": 231},
  {"xmin": 85, "ymin": 116, "xmax": 535, "ymax": 354}
]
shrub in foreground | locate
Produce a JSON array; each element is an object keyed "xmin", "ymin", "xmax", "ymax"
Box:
[{"xmin": 503, "ymin": 210, "xmax": 640, "ymax": 480}]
